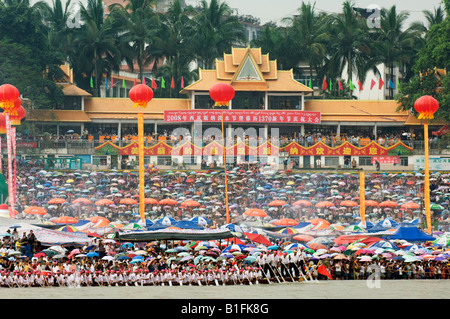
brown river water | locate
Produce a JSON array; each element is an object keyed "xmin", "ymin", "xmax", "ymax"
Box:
[{"xmin": 1, "ymin": 280, "xmax": 448, "ymax": 299}]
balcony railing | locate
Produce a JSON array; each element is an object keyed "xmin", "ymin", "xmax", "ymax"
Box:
[{"xmin": 6, "ymin": 137, "xmax": 449, "ymax": 152}]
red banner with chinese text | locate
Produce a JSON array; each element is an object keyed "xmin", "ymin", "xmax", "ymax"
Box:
[{"xmin": 164, "ymin": 110, "xmax": 321, "ymax": 124}]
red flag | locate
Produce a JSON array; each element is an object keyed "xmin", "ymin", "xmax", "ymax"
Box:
[
  {"xmin": 111, "ymin": 77, "xmax": 114, "ymax": 89},
  {"xmin": 134, "ymin": 78, "xmax": 137, "ymax": 86},
  {"xmin": 151, "ymin": 78, "xmax": 157, "ymax": 89},
  {"xmin": 143, "ymin": 77, "xmax": 146, "ymax": 85},
  {"xmin": 171, "ymin": 77, "xmax": 175, "ymax": 89},
  {"xmin": 338, "ymin": 79, "xmax": 343, "ymax": 90},
  {"xmin": 358, "ymin": 79, "xmax": 363, "ymax": 90},
  {"xmin": 379, "ymin": 78, "xmax": 384, "ymax": 89},
  {"xmin": 370, "ymin": 79, "xmax": 376, "ymax": 90},
  {"xmin": 317, "ymin": 264, "xmax": 333, "ymax": 280},
  {"xmin": 181, "ymin": 76, "xmax": 184, "ymax": 88},
  {"xmin": 322, "ymin": 78, "xmax": 328, "ymax": 90}
]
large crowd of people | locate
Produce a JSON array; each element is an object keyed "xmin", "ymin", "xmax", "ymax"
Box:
[{"xmin": 0, "ymin": 155, "xmax": 449, "ymax": 287}]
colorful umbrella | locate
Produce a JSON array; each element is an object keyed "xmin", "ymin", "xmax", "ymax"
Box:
[
  {"xmin": 72, "ymin": 198, "xmax": 92, "ymax": 205},
  {"xmin": 57, "ymin": 225, "xmax": 79, "ymax": 233},
  {"xmin": 48, "ymin": 198, "xmax": 67, "ymax": 205},
  {"xmin": 158, "ymin": 198, "xmax": 178, "ymax": 206},
  {"xmin": 400, "ymin": 202, "xmax": 421, "ymax": 209},
  {"xmin": 95, "ymin": 199, "xmax": 114, "ymax": 206},
  {"xmin": 315, "ymin": 201, "xmax": 335, "ymax": 208},
  {"xmin": 268, "ymin": 200, "xmax": 288, "ymax": 207},
  {"xmin": 120, "ymin": 198, "xmax": 138, "ymax": 205},
  {"xmin": 379, "ymin": 200, "xmax": 398, "ymax": 207},
  {"xmin": 340, "ymin": 200, "xmax": 358, "ymax": 207},
  {"xmin": 23, "ymin": 206, "xmax": 47, "ymax": 215},
  {"xmin": 277, "ymin": 227, "xmax": 299, "ymax": 235},
  {"xmin": 243, "ymin": 208, "xmax": 267, "ymax": 217},
  {"xmin": 272, "ymin": 218, "xmax": 298, "ymax": 226},
  {"xmin": 292, "ymin": 200, "xmax": 312, "ymax": 207},
  {"xmin": 144, "ymin": 198, "xmax": 159, "ymax": 205},
  {"xmin": 180, "ymin": 199, "xmax": 201, "ymax": 207},
  {"xmin": 52, "ymin": 216, "xmax": 78, "ymax": 224}
]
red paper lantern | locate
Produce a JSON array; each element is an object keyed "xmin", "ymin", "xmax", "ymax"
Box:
[
  {"xmin": 0, "ymin": 113, "xmax": 6, "ymax": 134},
  {"xmin": 10, "ymin": 103, "xmax": 26, "ymax": 126},
  {"xmin": 129, "ymin": 84, "xmax": 154, "ymax": 108},
  {"xmin": 414, "ymin": 95, "xmax": 439, "ymax": 120},
  {"xmin": 0, "ymin": 84, "xmax": 20, "ymax": 115},
  {"xmin": 209, "ymin": 83, "xmax": 235, "ymax": 106}
]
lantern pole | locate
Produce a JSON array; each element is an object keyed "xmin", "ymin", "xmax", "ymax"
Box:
[
  {"xmin": 138, "ymin": 112, "xmax": 145, "ymax": 224},
  {"xmin": 423, "ymin": 121, "xmax": 432, "ymax": 234},
  {"xmin": 221, "ymin": 111, "xmax": 230, "ymax": 224}
]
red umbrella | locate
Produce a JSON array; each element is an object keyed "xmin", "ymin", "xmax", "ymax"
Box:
[
  {"xmin": 48, "ymin": 198, "xmax": 67, "ymax": 205},
  {"xmin": 340, "ymin": 200, "xmax": 358, "ymax": 207},
  {"xmin": 243, "ymin": 208, "xmax": 267, "ymax": 217},
  {"xmin": 315, "ymin": 201, "xmax": 335, "ymax": 208},
  {"xmin": 268, "ymin": 200, "xmax": 288, "ymax": 207},
  {"xmin": 52, "ymin": 216, "xmax": 78, "ymax": 224},
  {"xmin": 308, "ymin": 218, "xmax": 331, "ymax": 226},
  {"xmin": 72, "ymin": 198, "xmax": 92, "ymax": 205},
  {"xmin": 144, "ymin": 198, "xmax": 159, "ymax": 205},
  {"xmin": 244, "ymin": 232, "xmax": 273, "ymax": 246},
  {"xmin": 401, "ymin": 202, "xmax": 420, "ymax": 209},
  {"xmin": 158, "ymin": 198, "xmax": 178, "ymax": 206},
  {"xmin": 180, "ymin": 200, "xmax": 201, "ymax": 207},
  {"xmin": 120, "ymin": 198, "xmax": 138, "ymax": 205},
  {"xmin": 95, "ymin": 199, "xmax": 114, "ymax": 206},
  {"xmin": 272, "ymin": 218, "xmax": 298, "ymax": 226},
  {"xmin": 293, "ymin": 200, "xmax": 312, "ymax": 207},
  {"xmin": 306, "ymin": 242, "xmax": 328, "ymax": 251},
  {"xmin": 379, "ymin": 200, "xmax": 398, "ymax": 208},
  {"xmin": 364, "ymin": 200, "xmax": 379, "ymax": 207},
  {"xmin": 23, "ymin": 206, "xmax": 47, "ymax": 215},
  {"xmin": 292, "ymin": 234, "xmax": 314, "ymax": 242}
]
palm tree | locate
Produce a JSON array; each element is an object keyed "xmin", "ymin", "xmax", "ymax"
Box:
[
  {"xmin": 326, "ymin": 1, "xmax": 371, "ymax": 95},
  {"xmin": 108, "ymin": 0, "xmax": 159, "ymax": 83},
  {"xmin": 34, "ymin": 0, "xmax": 77, "ymax": 61},
  {"xmin": 373, "ymin": 6, "xmax": 417, "ymax": 99},
  {"xmin": 149, "ymin": 0, "xmax": 197, "ymax": 98},
  {"xmin": 71, "ymin": 0, "xmax": 122, "ymax": 96},
  {"xmin": 251, "ymin": 23, "xmax": 290, "ymax": 70},
  {"xmin": 189, "ymin": 0, "xmax": 245, "ymax": 69},
  {"xmin": 284, "ymin": 2, "xmax": 329, "ymax": 94}
]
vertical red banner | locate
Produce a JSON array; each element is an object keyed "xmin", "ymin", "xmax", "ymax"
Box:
[
  {"xmin": 12, "ymin": 127, "xmax": 17, "ymax": 206},
  {"xmin": 5, "ymin": 114, "xmax": 14, "ymax": 218}
]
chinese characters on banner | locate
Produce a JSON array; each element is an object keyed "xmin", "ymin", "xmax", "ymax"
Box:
[
  {"xmin": 164, "ymin": 110, "xmax": 321, "ymax": 124},
  {"xmin": 370, "ymin": 156, "xmax": 400, "ymax": 164}
]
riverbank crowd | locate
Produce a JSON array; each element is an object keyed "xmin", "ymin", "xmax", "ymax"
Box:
[
  {"xmin": 1, "ymin": 159, "xmax": 449, "ymax": 287},
  {"xmin": 0, "ymin": 233, "xmax": 448, "ymax": 287}
]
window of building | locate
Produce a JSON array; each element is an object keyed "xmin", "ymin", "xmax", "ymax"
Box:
[
  {"xmin": 324, "ymin": 157, "xmax": 339, "ymax": 167},
  {"xmin": 232, "ymin": 92, "xmax": 265, "ymax": 109},
  {"xmin": 268, "ymin": 95, "xmax": 301, "ymax": 110},
  {"xmin": 359, "ymin": 157, "xmax": 372, "ymax": 166},
  {"xmin": 399, "ymin": 157, "xmax": 408, "ymax": 166}
]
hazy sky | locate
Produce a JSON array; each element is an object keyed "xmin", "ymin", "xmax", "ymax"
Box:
[{"xmin": 186, "ymin": 0, "xmax": 445, "ymax": 26}]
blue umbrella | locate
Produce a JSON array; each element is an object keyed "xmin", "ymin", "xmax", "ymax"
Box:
[{"xmin": 86, "ymin": 252, "xmax": 99, "ymax": 258}]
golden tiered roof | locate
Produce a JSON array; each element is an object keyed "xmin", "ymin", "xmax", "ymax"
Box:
[{"xmin": 181, "ymin": 47, "xmax": 313, "ymax": 93}]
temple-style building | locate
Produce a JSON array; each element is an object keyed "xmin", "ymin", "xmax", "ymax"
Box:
[{"xmin": 19, "ymin": 47, "xmax": 446, "ymax": 171}]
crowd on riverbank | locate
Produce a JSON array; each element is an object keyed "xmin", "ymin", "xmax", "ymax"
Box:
[{"xmin": 0, "ymin": 230, "xmax": 448, "ymax": 287}]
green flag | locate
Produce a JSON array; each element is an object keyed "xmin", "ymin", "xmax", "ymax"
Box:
[
  {"xmin": 0, "ymin": 174, "xmax": 8, "ymax": 204},
  {"xmin": 329, "ymin": 79, "xmax": 332, "ymax": 91},
  {"xmin": 308, "ymin": 78, "xmax": 312, "ymax": 88},
  {"xmin": 122, "ymin": 78, "xmax": 126, "ymax": 89},
  {"xmin": 161, "ymin": 77, "xmax": 166, "ymax": 89},
  {"xmin": 349, "ymin": 80, "xmax": 355, "ymax": 90},
  {"xmin": 90, "ymin": 76, "xmax": 93, "ymax": 88}
]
